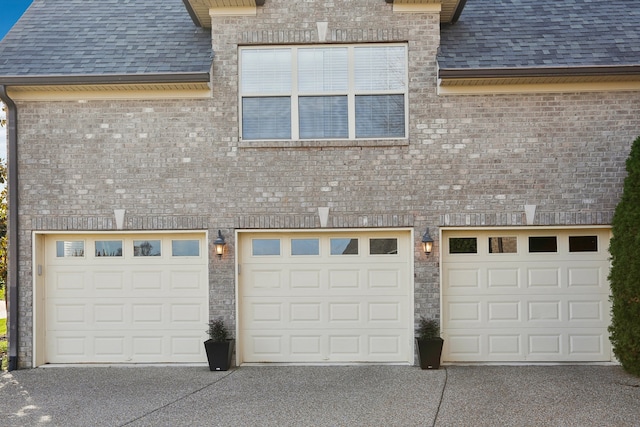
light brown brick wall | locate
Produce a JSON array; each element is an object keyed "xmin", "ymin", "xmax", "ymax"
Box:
[{"xmin": 12, "ymin": 0, "xmax": 640, "ymax": 366}]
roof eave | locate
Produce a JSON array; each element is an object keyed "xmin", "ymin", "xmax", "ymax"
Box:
[
  {"xmin": 0, "ymin": 72, "xmax": 211, "ymax": 87},
  {"xmin": 183, "ymin": 0, "xmax": 266, "ymax": 28},
  {"xmin": 439, "ymin": 65, "xmax": 640, "ymax": 80},
  {"xmin": 386, "ymin": 0, "xmax": 466, "ymax": 23}
]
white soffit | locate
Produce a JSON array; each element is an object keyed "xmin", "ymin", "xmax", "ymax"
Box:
[
  {"xmin": 187, "ymin": 0, "xmax": 261, "ymax": 26},
  {"xmin": 438, "ymin": 79, "xmax": 640, "ymax": 95},
  {"xmin": 7, "ymin": 84, "xmax": 212, "ymax": 101},
  {"xmin": 392, "ymin": 0, "xmax": 461, "ymax": 22}
]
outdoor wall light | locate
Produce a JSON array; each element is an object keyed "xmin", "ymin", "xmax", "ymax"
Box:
[
  {"xmin": 421, "ymin": 228, "xmax": 434, "ymax": 255},
  {"xmin": 214, "ymin": 230, "xmax": 226, "ymax": 259}
]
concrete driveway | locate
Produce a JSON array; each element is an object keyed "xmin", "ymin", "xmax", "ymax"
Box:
[{"xmin": 0, "ymin": 365, "xmax": 638, "ymax": 427}]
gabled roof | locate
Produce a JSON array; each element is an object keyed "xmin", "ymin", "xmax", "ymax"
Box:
[
  {"xmin": 0, "ymin": 0, "xmax": 212, "ymax": 86},
  {"xmin": 438, "ymin": 0, "xmax": 640, "ymax": 84}
]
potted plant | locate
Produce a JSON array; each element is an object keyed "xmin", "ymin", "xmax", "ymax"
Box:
[
  {"xmin": 416, "ymin": 316, "xmax": 444, "ymax": 370},
  {"xmin": 204, "ymin": 318, "xmax": 235, "ymax": 371}
]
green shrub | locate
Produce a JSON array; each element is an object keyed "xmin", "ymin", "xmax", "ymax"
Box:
[
  {"xmin": 206, "ymin": 318, "xmax": 230, "ymax": 342},
  {"xmin": 609, "ymin": 135, "xmax": 640, "ymax": 377},
  {"xmin": 416, "ymin": 316, "xmax": 440, "ymax": 340}
]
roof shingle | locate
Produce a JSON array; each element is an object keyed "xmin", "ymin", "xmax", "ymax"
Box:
[
  {"xmin": 438, "ymin": 0, "xmax": 640, "ymax": 70},
  {"xmin": 0, "ymin": 0, "xmax": 212, "ymax": 78}
]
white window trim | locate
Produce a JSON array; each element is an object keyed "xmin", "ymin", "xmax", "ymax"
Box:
[{"xmin": 239, "ymin": 43, "xmax": 409, "ymax": 142}]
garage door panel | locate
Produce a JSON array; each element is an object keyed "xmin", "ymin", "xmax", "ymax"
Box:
[
  {"xmin": 170, "ymin": 270, "xmax": 204, "ymax": 290},
  {"xmin": 442, "ymin": 229, "xmax": 611, "ymax": 363},
  {"xmin": 52, "ymin": 270, "xmax": 88, "ymax": 291},
  {"xmin": 527, "ymin": 267, "xmax": 561, "ymax": 288},
  {"xmin": 94, "ymin": 271, "xmax": 125, "ymax": 290},
  {"xmin": 328, "ymin": 269, "xmax": 361, "ymax": 289},
  {"xmin": 94, "ymin": 337, "xmax": 126, "ymax": 357},
  {"xmin": 48, "ymin": 303, "xmax": 88, "ymax": 326},
  {"xmin": 94, "ymin": 304, "xmax": 126, "ymax": 324},
  {"xmin": 249, "ymin": 269, "xmax": 284, "ymax": 290},
  {"xmin": 243, "ymin": 296, "xmax": 408, "ymax": 330},
  {"xmin": 568, "ymin": 299, "xmax": 607, "ymax": 323},
  {"xmin": 445, "ymin": 268, "xmax": 481, "ymax": 289},
  {"xmin": 290, "ymin": 302, "xmax": 322, "ymax": 322},
  {"xmin": 240, "ymin": 231, "xmax": 412, "ymax": 364},
  {"xmin": 131, "ymin": 270, "xmax": 163, "ymax": 290},
  {"xmin": 244, "ymin": 330, "xmax": 408, "ymax": 363},
  {"xmin": 44, "ymin": 233, "xmax": 208, "ymax": 364},
  {"xmin": 568, "ymin": 334, "xmax": 607, "ymax": 357},
  {"xmin": 367, "ymin": 269, "xmax": 401, "ymax": 289},
  {"xmin": 487, "ymin": 268, "xmax": 520, "ymax": 288},
  {"xmin": 488, "ymin": 334, "xmax": 523, "ymax": 357},
  {"xmin": 527, "ymin": 300, "xmax": 561, "ymax": 322},
  {"xmin": 488, "ymin": 301, "xmax": 522, "ymax": 322},
  {"xmin": 290, "ymin": 269, "xmax": 322, "ymax": 289},
  {"xmin": 444, "ymin": 329, "xmax": 610, "ymax": 362},
  {"xmin": 445, "ymin": 300, "xmax": 482, "ymax": 324},
  {"xmin": 329, "ymin": 302, "xmax": 361, "ymax": 322},
  {"xmin": 567, "ymin": 265, "xmax": 605, "ymax": 288}
]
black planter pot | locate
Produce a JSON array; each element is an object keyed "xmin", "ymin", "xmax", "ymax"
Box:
[
  {"xmin": 204, "ymin": 339, "xmax": 235, "ymax": 371},
  {"xmin": 416, "ymin": 337, "xmax": 444, "ymax": 370}
]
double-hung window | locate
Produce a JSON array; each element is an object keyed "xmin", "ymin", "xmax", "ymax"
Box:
[{"xmin": 240, "ymin": 44, "xmax": 407, "ymax": 141}]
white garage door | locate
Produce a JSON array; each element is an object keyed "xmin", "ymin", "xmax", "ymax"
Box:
[
  {"xmin": 44, "ymin": 233, "xmax": 208, "ymax": 364},
  {"xmin": 442, "ymin": 228, "xmax": 612, "ymax": 363},
  {"xmin": 238, "ymin": 230, "xmax": 413, "ymax": 364}
]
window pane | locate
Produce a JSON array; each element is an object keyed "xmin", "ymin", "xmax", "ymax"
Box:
[
  {"xmin": 95, "ymin": 241, "xmax": 123, "ymax": 257},
  {"xmin": 354, "ymin": 46, "xmax": 406, "ymax": 91},
  {"xmin": 253, "ymin": 239, "xmax": 281, "ymax": 256},
  {"xmin": 488, "ymin": 237, "xmax": 517, "ymax": 254},
  {"xmin": 172, "ymin": 240, "xmax": 200, "ymax": 257},
  {"xmin": 370, "ymin": 238, "xmax": 398, "ymax": 255},
  {"xmin": 241, "ymin": 49, "xmax": 291, "ymax": 94},
  {"xmin": 56, "ymin": 241, "xmax": 84, "ymax": 257},
  {"xmin": 529, "ymin": 236, "xmax": 557, "ymax": 253},
  {"xmin": 298, "ymin": 47, "xmax": 348, "ymax": 92},
  {"xmin": 291, "ymin": 239, "xmax": 319, "ymax": 256},
  {"xmin": 242, "ymin": 97, "xmax": 291, "ymax": 140},
  {"xmin": 331, "ymin": 238, "xmax": 358, "ymax": 255},
  {"xmin": 299, "ymin": 96, "xmax": 348, "ymax": 139},
  {"xmin": 355, "ymin": 95, "xmax": 405, "ymax": 138},
  {"xmin": 134, "ymin": 240, "xmax": 161, "ymax": 257},
  {"xmin": 569, "ymin": 236, "xmax": 598, "ymax": 252},
  {"xmin": 449, "ymin": 238, "xmax": 477, "ymax": 254}
]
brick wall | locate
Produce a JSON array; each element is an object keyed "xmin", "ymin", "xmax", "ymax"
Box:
[{"xmin": 11, "ymin": 0, "xmax": 640, "ymax": 366}]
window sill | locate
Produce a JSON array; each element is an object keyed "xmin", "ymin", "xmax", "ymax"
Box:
[{"xmin": 238, "ymin": 139, "xmax": 409, "ymax": 149}]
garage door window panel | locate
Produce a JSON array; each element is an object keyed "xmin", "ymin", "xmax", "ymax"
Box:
[
  {"xmin": 133, "ymin": 240, "xmax": 161, "ymax": 257},
  {"xmin": 171, "ymin": 240, "xmax": 200, "ymax": 257},
  {"xmin": 291, "ymin": 238, "xmax": 320, "ymax": 256},
  {"xmin": 331, "ymin": 238, "xmax": 359, "ymax": 255},
  {"xmin": 449, "ymin": 237, "xmax": 477, "ymax": 254},
  {"xmin": 252, "ymin": 239, "xmax": 281, "ymax": 256},
  {"xmin": 529, "ymin": 236, "xmax": 557, "ymax": 253},
  {"xmin": 569, "ymin": 236, "xmax": 598, "ymax": 252},
  {"xmin": 369, "ymin": 238, "xmax": 398, "ymax": 255},
  {"xmin": 95, "ymin": 241, "xmax": 123, "ymax": 257},
  {"xmin": 488, "ymin": 237, "xmax": 517, "ymax": 254},
  {"xmin": 56, "ymin": 241, "xmax": 85, "ymax": 258}
]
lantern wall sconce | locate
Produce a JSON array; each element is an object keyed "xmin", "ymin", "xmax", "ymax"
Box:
[
  {"xmin": 421, "ymin": 228, "xmax": 434, "ymax": 255},
  {"xmin": 214, "ymin": 230, "xmax": 226, "ymax": 259}
]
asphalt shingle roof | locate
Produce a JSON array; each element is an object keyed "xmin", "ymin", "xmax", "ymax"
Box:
[
  {"xmin": 0, "ymin": 0, "xmax": 212, "ymax": 78},
  {"xmin": 438, "ymin": 0, "xmax": 640, "ymax": 70},
  {"xmin": 1, "ymin": 0, "xmax": 637, "ymax": 79}
]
